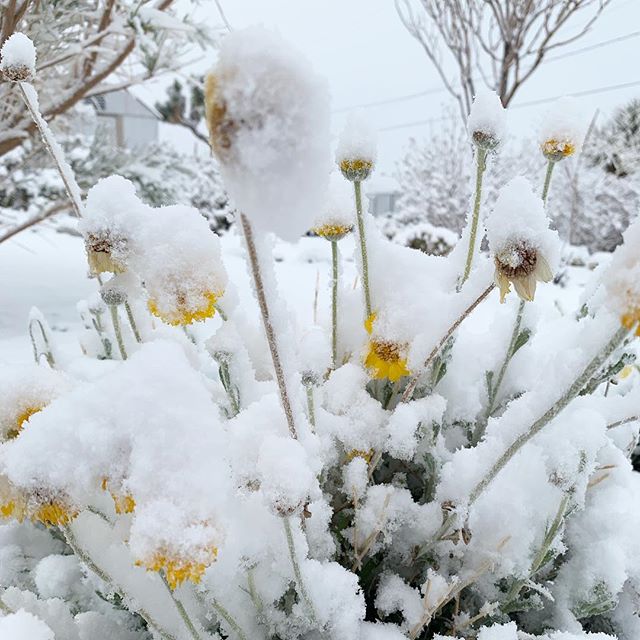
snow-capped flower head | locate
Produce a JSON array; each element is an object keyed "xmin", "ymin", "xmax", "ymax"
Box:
[
  {"xmin": 131, "ymin": 502, "xmax": 221, "ymax": 590},
  {"xmin": 486, "ymin": 176, "xmax": 560, "ymax": 303},
  {"xmin": 0, "ymin": 365, "xmax": 68, "ymax": 442},
  {"xmin": 603, "ymin": 219, "xmax": 640, "ymax": 335},
  {"xmin": 364, "ymin": 339, "xmax": 411, "ymax": 382},
  {"xmin": 101, "ymin": 478, "xmax": 135, "ymax": 515},
  {"xmin": 539, "ymin": 97, "xmax": 587, "ymax": 161},
  {"xmin": 136, "ymin": 204, "xmax": 228, "ymax": 326},
  {"xmin": 204, "ymin": 26, "xmax": 330, "ymax": 242},
  {"xmin": 80, "ymin": 176, "xmax": 148, "ymax": 275},
  {"xmin": 100, "ymin": 276, "xmax": 128, "ymax": 307},
  {"xmin": 467, "ymin": 89, "xmax": 507, "ymax": 151},
  {"xmin": 0, "ymin": 32, "xmax": 36, "ymax": 82},
  {"xmin": 312, "ymin": 173, "xmax": 355, "ymax": 241},
  {"xmin": 336, "ymin": 110, "xmax": 377, "ymax": 182}
]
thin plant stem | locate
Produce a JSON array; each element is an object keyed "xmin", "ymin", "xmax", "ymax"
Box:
[
  {"xmin": 109, "ymin": 305, "xmax": 128, "ymax": 360},
  {"xmin": 240, "ymin": 213, "xmax": 297, "ymax": 438},
  {"xmin": 247, "ymin": 567, "xmax": 265, "ymax": 616},
  {"xmin": 215, "ymin": 304, "xmax": 228, "ymax": 322},
  {"xmin": 331, "ymin": 239, "xmax": 339, "ymax": 368},
  {"xmin": 607, "ymin": 416, "xmax": 639, "ymax": 430},
  {"xmin": 124, "ymin": 301, "xmax": 142, "ymax": 343},
  {"xmin": 469, "ymin": 326, "xmax": 629, "ymax": 505},
  {"xmin": 211, "ymin": 598, "xmax": 248, "ymax": 640},
  {"xmin": 62, "ymin": 524, "xmax": 176, "ymax": 640},
  {"xmin": 401, "ymin": 284, "xmax": 496, "ymax": 403},
  {"xmin": 283, "ymin": 516, "xmax": 317, "ymax": 622},
  {"xmin": 159, "ymin": 573, "xmax": 204, "ymax": 640},
  {"xmin": 306, "ymin": 385, "xmax": 316, "ymax": 431},
  {"xmin": 542, "ymin": 159, "xmax": 556, "ymax": 205},
  {"xmin": 460, "ymin": 147, "xmax": 487, "ymax": 287},
  {"xmin": 28, "ymin": 317, "xmax": 56, "ymax": 368},
  {"xmin": 354, "ymin": 181, "xmax": 372, "ymax": 319}
]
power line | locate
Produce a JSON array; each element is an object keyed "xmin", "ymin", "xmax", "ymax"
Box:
[
  {"xmin": 378, "ymin": 79, "xmax": 640, "ymax": 132},
  {"xmin": 333, "ymin": 30, "xmax": 640, "ymax": 114}
]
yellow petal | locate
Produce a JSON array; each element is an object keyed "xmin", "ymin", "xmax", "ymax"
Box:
[
  {"xmin": 495, "ymin": 270, "xmax": 511, "ymax": 304},
  {"xmin": 535, "ymin": 255, "xmax": 554, "ymax": 283}
]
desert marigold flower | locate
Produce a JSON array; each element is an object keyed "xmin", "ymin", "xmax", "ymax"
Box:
[
  {"xmin": 8, "ymin": 405, "xmax": 44, "ymax": 440},
  {"xmin": 101, "ymin": 478, "xmax": 135, "ymax": 515},
  {"xmin": 620, "ymin": 307, "xmax": 640, "ymax": 336},
  {"xmin": 365, "ymin": 340, "xmax": 410, "ymax": 382},
  {"xmin": 32, "ymin": 499, "xmax": 77, "ymax": 527},
  {"xmin": 312, "ymin": 222, "xmax": 353, "ymax": 242},
  {"xmin": 467, "ymin": 89, "xmax": 507, "ymax": 152},
  {"xmin": 85, "ymin": 231, "xmax": 128, "ymax": 275},
  {"xmin": 148, "ymin": 289, "xmax": 223, "ymax": 326},
  {"xmin": 538, "ymin": 97, "xmax": 586, "ymax": 162},
  {"xmin": 339, "ymin": 158, "xmax": 374, "ymax": 183},
  {"xmin": 138, "ymin": 546, "xmax": 219, "ymax": 591},
  {"xmin": 541, "ymin": 138, "xmax": 576, "ymax": 162},
  {"xmin": 0, "ymin": 482, "xmax": 76, "ymax": 528},
  {"xmin": 346, "ymin": 449, "xmax": 374, "ymax": 464},
  {"xmin": 364, "ymin": 312, "xmax": 377, "ymax": 335},
  {"xmin": 336, "ymin": 112, "xmax": 377, "ymax": 182},
  {"xmin": 494, "ymin": 240, "xmax": 554, "ymax": 303},
  {"xmin": 0, "ymin": 33, "xmax": 36, "ymax": 82}
]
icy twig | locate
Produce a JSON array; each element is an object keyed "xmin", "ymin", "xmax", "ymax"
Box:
[
  {"xmin": 109, "ymin": 305, "xmax": 128, "ymax": 360},
  {"xmin": 460, "ymin": 147, "xmax": 487, "ymax": 287},
  {"xmin": 282, "ymin": 516, "xmax": 317, "ymax": 622},
  {"xmin": 401, "ymin": 284, "xmax": 496, "ymax": 403},
  {"xmin": 240, "ymin": 213, "xmax": 297, "ymax": 439},
  {"xmin": 354, "ymin": 181, "xmax": 372, "ymax": 319},
  {"xmin": 159, "ymin": 573, "xmax": 204, "ymax": 640},
  {"xmin": 331, "ymin": 239, "xmax": 339, "ymax": 368},
  {"xmin": 469, "ymin": 326, "xmax": 629, "ymax": 505}
]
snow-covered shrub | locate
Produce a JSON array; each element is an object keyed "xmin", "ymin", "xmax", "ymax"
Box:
[{"xmin": 2, "ymin": 31, "xmax": 640, "ymax": 640}]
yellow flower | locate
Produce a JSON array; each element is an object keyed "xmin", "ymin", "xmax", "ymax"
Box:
[
  {"xmin": 339, "ymin": 158, "xmax": 374, "ymax": 182},
  {"xmin": 148, "ymin": 290, "xmax": 222, "ymax": 326},
  {"xmin": 621, "ymin": 308, "xmax": 640, "ymax": 336},
  {"xmin": 32, "ymin": 501, "xmax": 77, "ymax": 527},
  {"xmin": 541, "ymin": 138, "xmax": 576, "ymax": 162},
  {"xmin": 312, "ymin": 223, "xmax": 353, "ymax": 242},
  {"xmin": 138, "ymin": 547, "xmax": 219, "ymax": 590},
  {"xmin": 365, "ymin": 340, "xmax": 410, "ymax": 382},
  {"xmin": 494, "ymin": 241, "xmax": 554, "ymax": 303},
  {"xmin": 101, "ymin": 478, "xmax": 135, "ymax": 515},
  {"xmin": 7, "ymin": 405, "xmax": 44, "ymax": 440},
  {"xmin": 346, "ymin": 449, "xmax": 374, "ymax": 464},
  {"xmin": 364, "ymin": 312, "xmax": 377, "ymax": 335}
]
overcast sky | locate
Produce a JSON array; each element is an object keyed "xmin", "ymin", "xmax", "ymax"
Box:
[{"xmin": 162, "ymin": 0, "xmax": 640, "ymax": 176}]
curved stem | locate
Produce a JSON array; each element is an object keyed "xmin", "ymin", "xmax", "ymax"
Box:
[
  {"xmin": 331, "ymin": 240, "xmax": 339, "ymax": 368},
  {"xmin": 354, "ymin": 181, "xmax": 372, "ymax": 319},
  {"xmin": 240, "ymin": 213, "xmax": 297, "ymax": 439},
  {"xmin": 124, "ymin": 301, "xmax": 142, "ymax": 343},
  {"xmin": 109, "ymin": 305, "xmax": 127, "ymax": 360},
  {"xmin": 469, "ymin": 326, "xmax": 629, "ymax": 505},
  {"xmin": 401, "ymin": 284, "xmax": 496, "ymax": 403},
  {"xmin": 460, "ymin": 147, "xmax": 487, "ymax": 287}
]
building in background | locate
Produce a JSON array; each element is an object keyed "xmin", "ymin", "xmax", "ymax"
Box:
[
  {"xmin": 366, "ymin": 175, "xmax": 401, "ymax": 216},
  {"xmin": 85, "ymin": 90, "xmax": 159, "ymax": 149}
]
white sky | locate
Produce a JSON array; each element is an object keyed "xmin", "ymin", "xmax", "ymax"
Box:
[{"xmin": 159, "ymin": 0, "xmax": 640, "ymax": 176}]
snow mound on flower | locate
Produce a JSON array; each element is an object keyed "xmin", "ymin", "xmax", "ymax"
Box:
[
  {"xmin": 0, "ymin": 32, "xmax": 36, "ymax": 77},
  {"xmin": 467, "ymin": 89, "xmax": 507, "ymax": 144},
  {"xmin": 0, "ymin": 609, "xmax": 54, "ymax": 640},
  {"xmin": 336, "ymin": 110, "xmax": 378, "ymax": 165},
  {"xmin": 312, "ymin": 172, "xmax": 355, "ymax": 232},
  {"xmin": 206, "ymin": 26, "xmax": 330, "ymax": 242},
  {"xmin": 538, "ymin": 97, "xmax": 589, "ymax": 154}
]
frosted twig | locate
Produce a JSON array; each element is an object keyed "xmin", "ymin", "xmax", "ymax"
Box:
[
  {"xmin": 240, "ymin": 213, "xmax": 297, "ymax": 439},
  {"xmin": 460, "ymin": 147, "xmax": 487, "ymax": 287},
  {"xmin": 469, "ymin": 326, "xmax": 629, "ymax": 505},
  {"xmin": 283, "ymin": 516, "xmax": 317, "ymax": 622},
  {"xmin": 354, "ymin": 181, "xmax": 372, "ymax": 319},
  {"xmin": 401, "ymin": 284, "xmax": 496, "ymax": 403},
  {"xmin": 607, "ymin": 416, "xmax": 639, "ymax": 430}
]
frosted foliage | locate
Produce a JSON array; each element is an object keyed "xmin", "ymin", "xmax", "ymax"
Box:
[
  {"xmin": 0, "ymin": 610, "xmax": 54, "ymax": 640},
  {"xmin": 0, "ymin": 33, "xmax": 36, "ymax": 77},
  {"xmin": 468, "ymin": 89, "xmax": 507, "ymax": 143},
  {"xmin": 336, "ymin": 110, "xmax": 377, "ymax": 164},
  {"xmin": 207, "ymin": 27, "xmax": 330, "ymax": 241},
  {"xmin": 539, "ymin": 97, "xmax": 588, "ymax": 153}
]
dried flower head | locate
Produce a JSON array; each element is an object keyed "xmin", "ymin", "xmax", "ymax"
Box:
[
  {"xmin": 100, "ymin": 279, "xmax": 128, "ymax": 307},
  {"xmin": 0, "ymin": 33, "xmax": 36, "ymax": 82},
  {"xmin": 85, "ymin": 231, "xmax": 128, "ymax": 275},
  {"xmin": 365, "ymin": 340, "xmax": 410, "ymax": 382},
  {"xmin": 467, "ymin": 89, "xmax": 507, "ymax": 152},
  {"xmin": 494, "ymin": 239, "xmax": 553, "ymax": 303},
  {"xmin": 336, "ymin": 111, "xmax": 377, "ymax": 182}
]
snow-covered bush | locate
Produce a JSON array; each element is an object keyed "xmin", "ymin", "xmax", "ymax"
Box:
[{"xmin": 2, "ymin": 32, "xmax": 640, "ymax": 640}]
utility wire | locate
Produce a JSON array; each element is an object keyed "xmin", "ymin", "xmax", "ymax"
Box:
[
  {"xmin": 378, "ymin": 79, "xmax": 640, "ymax": 132},
  {"xmin": 333, "ymin": 30, "xmax": 640, "ymax": 114}
]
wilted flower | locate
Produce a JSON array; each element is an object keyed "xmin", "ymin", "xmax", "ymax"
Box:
[
  {"xmin": 85, "ymin": 231, "xmax": 128, "ymax": 275},
  {"xmin": 365, "ymin": 340, "xmax": 410, "ymax": 382},
  {"xmin": 493, "ymin": 239, "xmax": 554, "ymax": 303},
  {"xmin": 0, "ymin": 33, "xmax": 36, "ymax": 82},
  {"xmin": 467, "ymin": 89, "xmax": 507, "ymax": 152},
  {"xmin": 336, "ymin": 112, "xmax": 377, "ymax": 182}
]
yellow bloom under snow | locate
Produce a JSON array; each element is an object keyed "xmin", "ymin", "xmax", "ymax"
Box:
[
  {"xmin": 312, "ymin": 222, "xmax": 353, "ymax": 242},
  {"xmin": 621, "ymin": 308, "xmax": 640, "ymax": 336},
  {"xmin": 101, "ymin": 478, "xmax": 135, "ymax": 515},
  {"xmin": 365, "ymin": 340, "xmax": 410, "ymax": 382},
  {"xmin": 346, "ymin": 449, "xmax": 374, "ymax": 464},
  {"xmin": 541, "ymin": 138, "xmax": 576, "ymax": 161},
  {"xmin": 339, "ymin": 158, "xmax": 374, "ymax": 182},
  {"xmin": 148, "ymin": 290, "xmax": 223, "ymax": 326},
  {"xmin": 138, "ymin": 547, "xmax": 219, "ymax": 590},
  {"xmin": 0, "ymin": 490, "xmax": 76, "ymax": 528},
  {"xmin": 364, "ymin": 312, "xmax": 377, "ymax": 335},
  {"xmin": 8, "ymin": 405, "xmax": 44, "ymax": 440}
]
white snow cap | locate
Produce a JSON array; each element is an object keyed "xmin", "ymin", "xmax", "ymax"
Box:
[
  {"xmin": 467, "ymin": 89, "xmax": 507, "ymax": 146},
  {"xmin": 336, "ymin": 110, "xmax": 378, "ymax": 166},
  {"xmin": 312, "ymin": 172, "xmax": 356, "ymax": 232},
  {"xmin": 539, "ymin": 97, "xmax": 588, "ymax": 155},
  {"xmin": 205, "ymin": 26, "xmax": 331, "ymax": 242},
  {"xmin": 0, "ymin": 32, "xmax": 36, "ymax": 80},
  {"xmin": 486, "ymin": 176, "xmax": 560, "ymax": 269},
  {"xmin": 0, "ymin": 610, "xmax": 54, "ymax": 640}
]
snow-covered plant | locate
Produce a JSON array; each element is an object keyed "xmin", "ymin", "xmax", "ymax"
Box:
[{"xmin": 2, "ymin": 30, "xmax": 640, "ymax": 640}]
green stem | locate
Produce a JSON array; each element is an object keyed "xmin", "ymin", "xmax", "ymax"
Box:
[
  {"xmin": 159, "ymin": 573, "xmax": 204, "ymax": 640},
  {"xmin": 109, "ymin": 305, "xmax": 127, "ymax": 360},
  {"xmin": 211, "ymin": 599, "xmax": 248, "ymax": 640},
  {"xmin": 354, "ymin": 181, "xmax": 372, "ymax": 319},
  {"xmin": 331, "ymin": 239, "xmax": 339, "ymax": 368},
  {"xmin": 283, "ymin": 516, "xmax": 317, "ymax": 622},
  {"xmin": 461, "ymin": 147, "xmax": 487, "ymax": 287},
  {"xmin": 247, "ymin": 567, "xmax": 265, "ymax": 616},
  {"xmin": 124, "ymin": 301, "xmax": 142, "ymax": 343},
  {"xmin": 542, "ymin": 159, "xmax": 556, "ymax": 205},
  {"xmin": 469, "ymin": 326, "xmax": 629, "ymax": 505}
]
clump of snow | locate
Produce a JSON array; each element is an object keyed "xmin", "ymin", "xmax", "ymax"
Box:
[
  {"xmin": 476, "ymin": 621, "xmax": 518, "ymax": 639},
  {"xmin": 336, "ymin": 110, "xmax": 377, "ymax": 166},
  {"xmin": 539, "ymin": 97, "xmax": 588, "ymax": 155},
  {"xmin": 467, "ymin": 89, "xmax": 507, "ymax": 149},
  {"xmin": 0, "ymin": 609, "xmax": 54, "ymax": 640},
  {"xmin": 205, "ymin": 26, "xmax": 330, "ymax": 242},
  {"xmin": 312, "ymin": 172, "xmax": 356, "ymax": 234},
  {"xmin": 0, "ymin": 33, "xmax": 36, "ymax": 81},
  {"xmin": 34, "ymin": 554, "xmax": 82, "ymax": 600}
]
